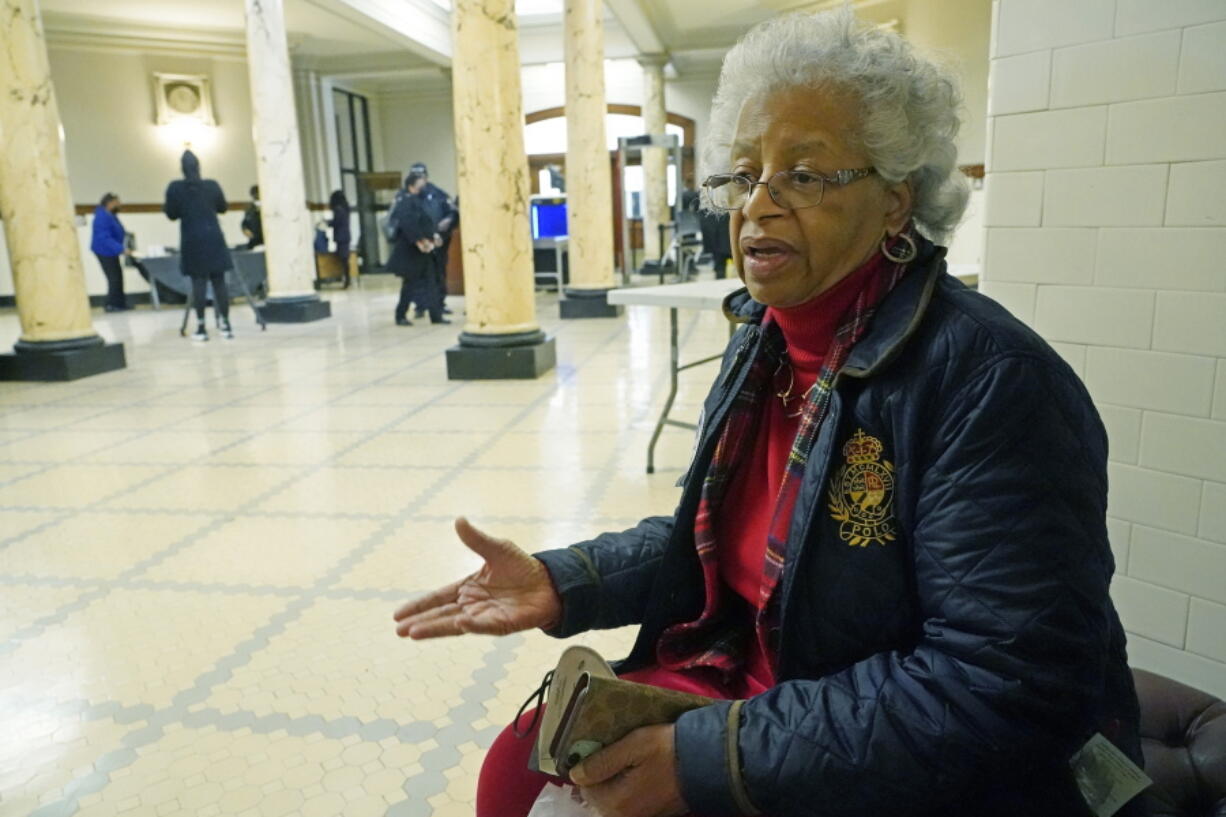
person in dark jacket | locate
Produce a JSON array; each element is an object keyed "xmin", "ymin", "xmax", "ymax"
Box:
[
  {"xmin": 90, "ymin": 192, "xmax": 130, "ymax": 311},
  {"xmin": 386, "ymin": 172, "xmax": 442, "ymax": 326},
  {"xmin": 164, "ymin": 150, "xmax": 233, "ymax": 341},
  {"xmin": 700, "ymin": 208, "xmax": 732, "ymax": 279},
  {"xmin": 241, "ymin": 185, "xmax": 263, "ymax": 249},
  {"xmin": 393, "ymin": 10, "xmax": 1142, "ymax": 817},
  {"xmin": 328, "ymin": 190, "xmax": 351, "ymax": 284},
  {"xmin": 409, "ymin": 162, "xmax": 455, "ymax": 319}
]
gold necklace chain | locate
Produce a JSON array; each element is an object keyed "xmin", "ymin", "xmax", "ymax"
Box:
[{"xmin": 774, "ymin": 356, "xmax": 814, "ymax": 419}]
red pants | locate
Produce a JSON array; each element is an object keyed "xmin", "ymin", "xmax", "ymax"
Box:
[
  {"xmin": 476, "ymin": 705, "xmax": 559, "ymax": 817},
  {"xmin": 475, "ymin": 663, "xmax": 761, "ymax": 817}
]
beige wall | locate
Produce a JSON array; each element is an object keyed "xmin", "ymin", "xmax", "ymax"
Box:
[
  {"xmin": 379, "ymin": 92, "xmax": 458, "ymax": 195},
  {"xmin": 982, "ymin": 0, "xmax": 1226, "ymax": 697},
  {"xmin": 0, "ymin": 44, "xmax": 348, "ymax": 297},
  {"xmin": 50, "ymin": 47, "xmax": 258, "ymax": 205},
  {"xmin": 0, "ymin": 46, "xmax": 259, "ymax": 297}
]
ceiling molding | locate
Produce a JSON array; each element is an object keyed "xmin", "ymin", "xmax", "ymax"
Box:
[
  {"xmin": 41, "ymin": 12, "xmax": 247, "ymax": 60},
  {"xmin": 765, "ymin": 0, "xmax": 895, "ymax": 12},
  {"xmin": 516, "ymin": 14, "xmax": 639, "ymax": 67},
  {"xmin": 308, "ymin": 0, "xmax": 452, "ymax": 66},
  {"xmin": 302, "ymin": 50, "xmax": 439, "ymax": 76},
  {"xmin": 364, "ymin": 67, "xmax": 453, "ymax": 98},
  {"xmin": 375, "ymin": 88, "xmax": 453, "ymax": 103},
  {"xmin": 669, "ymin": 46, "xmax": 727, "ymax": 79},
  {"xmin": 605, "ymin": 0, "xmax": 665, "ymax": 55}
]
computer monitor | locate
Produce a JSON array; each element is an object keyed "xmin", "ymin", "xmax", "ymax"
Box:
[{"xmin": 531, "ymin": 197, "xmax": 567, "ymax": 240}]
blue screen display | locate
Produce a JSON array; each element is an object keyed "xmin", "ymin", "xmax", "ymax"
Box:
[{"xmin": 532, "ymin": 202, "xmax": 568, "ymax": 239}]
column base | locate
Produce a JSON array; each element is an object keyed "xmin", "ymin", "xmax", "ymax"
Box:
[
  {"xmin": 560, "ymin": 288, "xmax": 624, "ymax": 320},
  {"xmin": 445, "ymin": 331, "xmax": 557, "ymax": 380},
  {"xmin": 262, "ymin": 295, "xmax": 332, "ymax": 323},
  {"xmin": 0, "ymin": 336, "xmax": 127, "ymax": 382}
]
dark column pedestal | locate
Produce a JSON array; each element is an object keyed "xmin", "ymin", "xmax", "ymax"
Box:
[
  {"xmin": 559, "ymin": 288, "xmax": 624, "ymax": 320},
  {"xmin": 0, "ymin": 335, "xmax": 126, "ymax": 382},
  {"xmin": 261, "ymin": 295, "xmax": 332, "ymax": 323},
  {"xmin": 445, "ymin": 330, "xmax": 557, "ymax": 380}
]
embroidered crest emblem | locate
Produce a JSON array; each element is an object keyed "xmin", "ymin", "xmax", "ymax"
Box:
[{"xmin": 827, "ymin": 429, "xmax": 896, "ymax": 547}]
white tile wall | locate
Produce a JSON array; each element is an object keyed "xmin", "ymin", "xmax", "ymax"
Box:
[
  {"xmin": 984, "ymin": 228, "xmax": 1096, "ymax": 284},
  {"xmin": 1216, "ymin": 361, "xmax": 1226, "ymax": 420},
  {"xmin": 1098, "ymin": 404, "xmax": 1142, "ymax": 463},
  {"xmin": 977, "ymin": 281, "xmax": 1036, "ymax": 324},
  {"xmin": 1128, "ymin": 634, "xmax": 1226, "ymax": 698},
  {"xmin": 996, "ymin": 0, "xmax": 1115, "ymax": 56},
  {"xmin": 1043, "ymin": 165, "xmax": 1169, "ymax": 227},
  {"xmin": 1034, "ymin": 285, "xmax": 1154, "ymax": 348},
  {"xmin": 988, "ymin": 51, "xmax": 1051, "ymax": 116},
  {"xmin": 1129, "ymin": 525, "xmax": 1226, "ymax": 605},
  {"xmin": 984, "ymin": 172, "xmax": 1044, "ymax": 226},
  {"xmin": 1166, "ymin": 160, "xmax": 1226, "ymax": 226},
  {"xmin": 1179, "ymin": 21, "xmax": 1226, "ymax": 93},
  {"xmin": 1140, "ymin": 413, "xmax": 1226, "ymax": 483},
  {"xmin": 986, "ymin": 0, "xmax": 1226, "ymax": 691},
  {"xmin": 1049, "ymin": 342, "xmax": 1087, "ymax": 378},
  {"xmin": 1115, "ymin": 0, "xmax": 1226, "ymax": 36},
  {"xmin": 1108, "ymin": 463, "xmax": 1203, "ymax": 535},
  {"xmin": 1051, "ymin": 32, "xmax": 1181, "ymax": 108},
  {"xmin": 1110, "ymin": 575, "xmax": 1190, "ymax": 647},
  {"xmin": 1108, "ymin": 93, "xmax": 1226, "ymax": 165},
  {"xmin": 1200, "ymin": 481, "xmax": 1226, "ymax": 544},
  {"xmin": 1095, "ymin": 228, "xmax": 1226, "ymax": 291},
  {"xmin": 1153, "ymin": 292, "xmax": 1226, "ymax": 356},
  {"xmin": 1107, "ymin": 516, "xmax": 1133, "ymax": 569},
  {"xmin": 992, "ymin": 107, "xmax": 1107, "ymax": 171},
  {"xmin": 1085, "ymin": 348, "xmax": 1216, "ymax": 417},
  {"xmin": 1186, "ymin": 598, "xmax": 1226, "ymax": 662}
]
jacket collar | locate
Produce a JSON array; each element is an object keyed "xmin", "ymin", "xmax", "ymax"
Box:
[{"xmin": 721, "ymin": 237, "xmax": 946, "ymax": 379}]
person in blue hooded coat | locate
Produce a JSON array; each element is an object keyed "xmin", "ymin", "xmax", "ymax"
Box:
[
  {"xmin": 90, "ymin": 192, "xmax": 130, "ymax": 311},
  {"xmin": 163, "ymin": 151, "xmax": 233, "ymax": 341}
]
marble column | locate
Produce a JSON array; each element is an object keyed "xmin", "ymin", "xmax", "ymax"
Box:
[
  {"xmin": 558, "ymin": 0, "xmax": 622, "ymax": 320},
  {"xmin": 445, "ymin": 0, "xmax": 555, "ymax": 379},
  {"xmin": 0, "ymin": 0, "xmax": 125, "ymax": 381},
  {"xmin": 243, "ymin": 0, "xmax": 330, "ymax": 323},
  {"xmin": 292, "ymin": 68, "xmax": 329, "ymax": 206},
  {"xmin": 639, "ymin": 55, "xmax": 671, "ymax": 264}
]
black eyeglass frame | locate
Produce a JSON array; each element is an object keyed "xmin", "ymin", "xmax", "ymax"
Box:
[{"xmin": 702, "ymin": 167, "xmax": 877, "ymax": 211}]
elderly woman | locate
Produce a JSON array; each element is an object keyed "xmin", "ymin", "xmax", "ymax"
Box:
[{"xmin": 394, "ymin": 10, "xmax": 1141, "ymax": 817}]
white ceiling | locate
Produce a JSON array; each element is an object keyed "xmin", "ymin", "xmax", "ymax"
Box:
[
  {"xmin": 636, "ymin": 0, "xmax": 905, "ymax": 50},
  {"xmin": 37, "ymin": 0, "xmax": 915, "ymax": 80},
  {"xmin": 38, "ymin": 0, "xmax": 434, "ymax": 61}
]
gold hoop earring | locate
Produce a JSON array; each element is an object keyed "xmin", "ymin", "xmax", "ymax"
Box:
[{"xmin": 882, "ymin": 232, "xmax": 918, "ymax": 264}]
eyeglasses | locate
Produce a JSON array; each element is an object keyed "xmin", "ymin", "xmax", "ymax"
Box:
[{"xmin": 703, "ymin": 167, "xmax": 877, "ymax": 211}]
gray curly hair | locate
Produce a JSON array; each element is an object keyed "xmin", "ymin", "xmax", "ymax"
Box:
[{"xmin": 703, "ymin": 8, "xmax": 969, "ymax": 243}]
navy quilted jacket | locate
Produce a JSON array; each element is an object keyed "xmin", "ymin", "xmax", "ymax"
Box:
[{"xmin": 534, "ymin": 239, "xmax": 1141, "ymax": 817}]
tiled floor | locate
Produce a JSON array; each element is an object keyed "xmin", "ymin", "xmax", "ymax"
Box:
[{"xmin": 0, "ymin": 276, "xmax": 731, "ymax": 817}]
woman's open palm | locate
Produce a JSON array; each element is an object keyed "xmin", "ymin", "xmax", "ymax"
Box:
[{"xmin": 393, "ymin": 518, "xmax": 562, "ymax": 639}]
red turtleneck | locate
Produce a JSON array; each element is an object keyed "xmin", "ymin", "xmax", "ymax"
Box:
[
  {"xmin": 619, "ymin": 256, "xmax": 885, "ymax": 701},
  {"xmin": 715, "ymin": 255, "xmax": 885, "ymax": 693}
]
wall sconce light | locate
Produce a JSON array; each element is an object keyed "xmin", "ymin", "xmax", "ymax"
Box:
[
  {"xmin": 158, "ymin": 117, "xmax": 217, "ymax": 150},
  {"xmin": 153, "ymin": 72, "xmax": 218, "ymax": 149}
]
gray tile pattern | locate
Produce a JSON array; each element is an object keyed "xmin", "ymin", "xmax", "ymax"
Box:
[
  {"xmin": 3, "ymin": 303, "xmax": 708, "ymax": 817},
  {"xmin": 0, "ymin": 293, "xmax": 715, "ymax": 814}
]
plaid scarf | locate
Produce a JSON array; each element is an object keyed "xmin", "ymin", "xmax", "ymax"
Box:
[{"xmin": 656, "ymin": 245, "xmax": 911, "ymax": 683}]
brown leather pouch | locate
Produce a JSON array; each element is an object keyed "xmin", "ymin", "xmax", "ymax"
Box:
[{"xmin": 529, "ymin": 646, "xmax": 713, "ymax": 781}]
